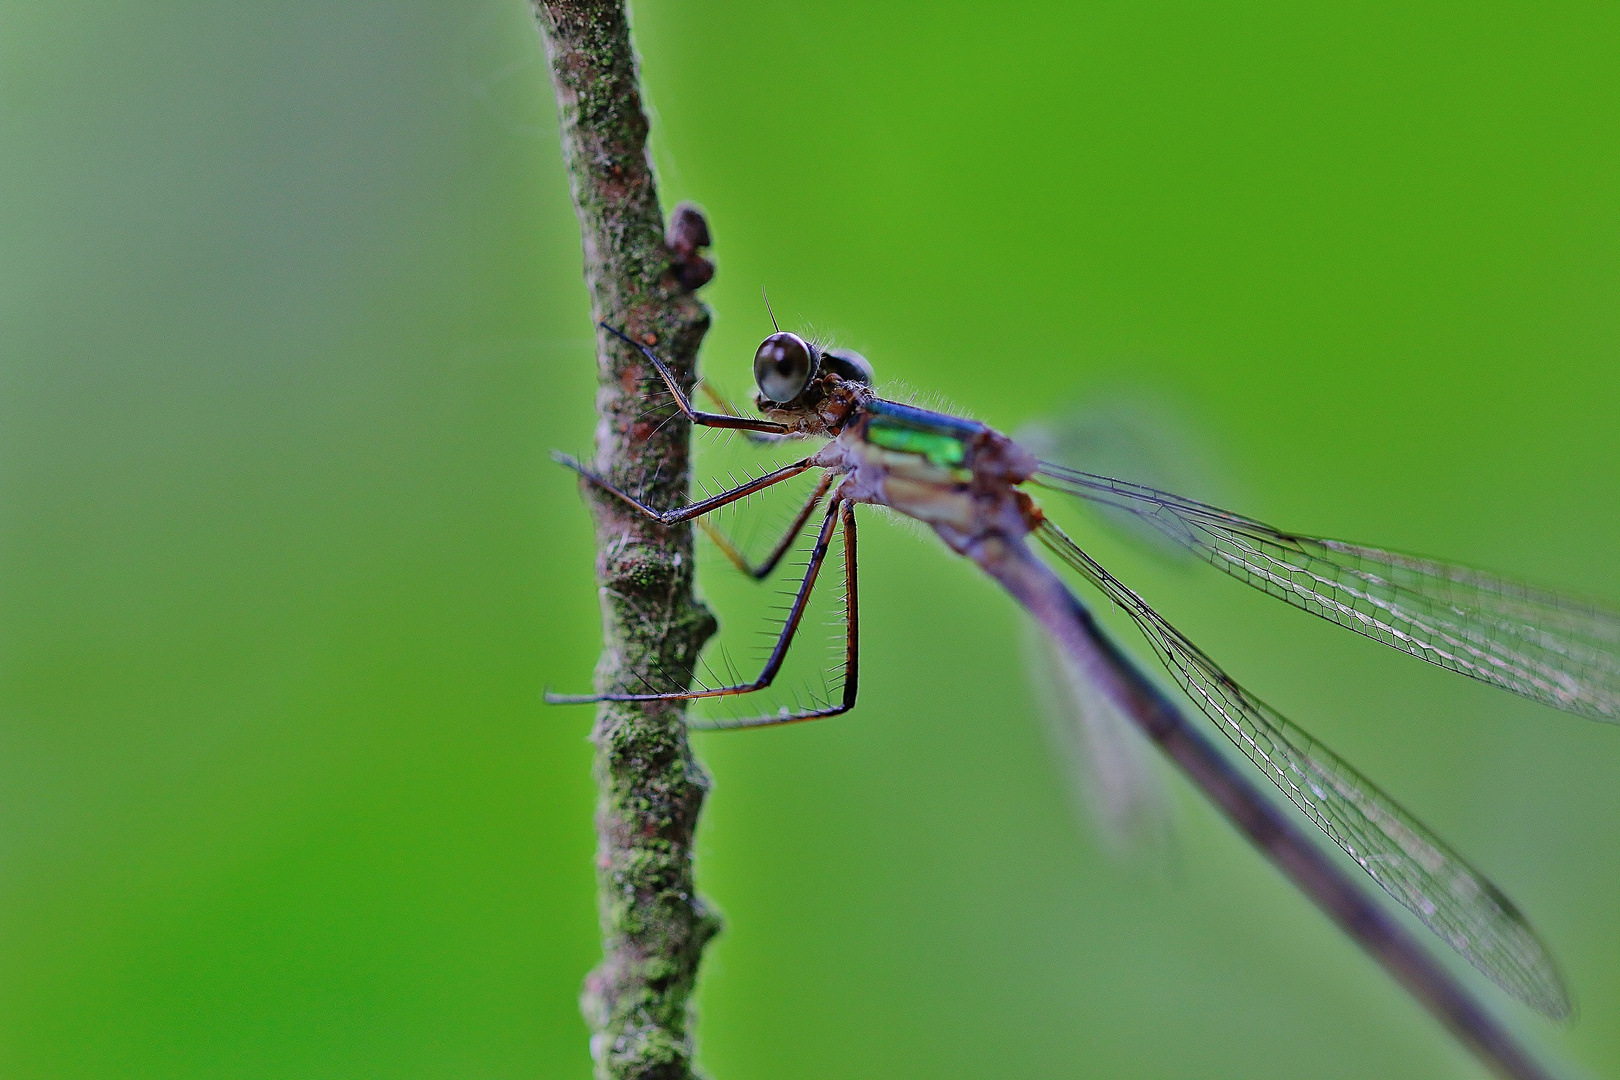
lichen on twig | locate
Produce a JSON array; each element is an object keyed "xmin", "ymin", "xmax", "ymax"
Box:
[{"xmin": 531, "ymin": 2, "xmax": 721, "ymax": 1077}]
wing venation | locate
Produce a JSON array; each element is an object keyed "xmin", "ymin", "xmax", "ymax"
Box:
[
  {"xmin": 1034, "ymin": 520, "xmax": 1571, "ymax": 1019},
  {"xmin": 1036, "ymin": 464, "xmax": 1620, "ymax": 722}
]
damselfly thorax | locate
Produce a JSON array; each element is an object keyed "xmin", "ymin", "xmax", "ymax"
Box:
[{"xmin": 815, "ymin": 401, "xmax": 1043, "ymax": 550}]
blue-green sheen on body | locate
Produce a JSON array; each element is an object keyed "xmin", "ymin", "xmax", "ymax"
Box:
[{"xmin": 866, "ymin": 415, "xmax": 968, "ymax": 466}]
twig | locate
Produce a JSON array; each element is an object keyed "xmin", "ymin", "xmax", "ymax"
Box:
[{"xmin": 531, "ymin": 3, "xmax": 721, "ymax": 1078}]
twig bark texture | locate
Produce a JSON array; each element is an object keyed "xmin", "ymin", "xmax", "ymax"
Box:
[{"xmin": 532, "ymin": 3, "xmax": 721, "ymax": 1078}]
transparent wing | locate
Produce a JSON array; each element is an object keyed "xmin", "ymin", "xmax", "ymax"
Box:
[
  {"xmin": 1034, "ymin": 519, "xmax": 1571, "ymax": 1020},
  {"xmin": 1036, "ymin": 464, "xmax": 1620, "ymax": 723},
  {"xmin": 1022, "ymin": 616, "xmax": 1172, "ymax": 855},
  {"xmin": 1016, "ymin": 396, "xmax": 1226, "ymax": 564}
]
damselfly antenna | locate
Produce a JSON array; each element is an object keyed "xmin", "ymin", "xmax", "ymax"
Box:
[{"xmin": 762, "ymin": 287, "xmax": 780, "ymax": 332}]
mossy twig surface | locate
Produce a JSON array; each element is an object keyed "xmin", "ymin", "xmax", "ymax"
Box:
[{"xmin": 533, "ymin": 3, "xmax": 721, "ymax": 1077}]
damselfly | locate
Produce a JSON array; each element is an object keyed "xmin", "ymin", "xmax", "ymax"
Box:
[{"xmin": 551, "ymin": 320, "xmax": 1618, "ymax": 1080}]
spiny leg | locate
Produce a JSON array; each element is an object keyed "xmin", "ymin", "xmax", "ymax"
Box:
[
  {"xmin": 601, "ymin": 322, "xmax": 790, "ymax": 435},
  {"xmin": 691, "ymin": 501, "xmax": 860, "ymax": 730},
  {"xmin": 699, "ymin": 383, "xmax": 788, "ymax": 445},
  {"xmin": 554, "ymin": 451, "xmax": 817, "ymax": 526},
  {"xmin": 546, "ymin": 498, "xmax": 846, "ymax": 705},
  {"xmin": 700, "ymin": 472, "xmax": 834, "ymax": 580}
]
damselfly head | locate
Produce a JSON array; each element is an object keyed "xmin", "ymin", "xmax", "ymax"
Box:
[
  {"xmin": 754, "ymin": 332, "xmax": 819, "ymax": 403},
  {"xmin": 821, "ymin": 347, "xmax": 874, "ymax": 386}
]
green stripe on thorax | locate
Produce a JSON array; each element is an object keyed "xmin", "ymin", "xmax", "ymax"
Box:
[{"xmin": 865, "ymin": 414, "xmax": 968, "ymax": 466}]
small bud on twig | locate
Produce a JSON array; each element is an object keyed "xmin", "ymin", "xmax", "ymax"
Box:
[{"xmin": 667, "ymin": 202, "xmax": 716, "ymax": 291}]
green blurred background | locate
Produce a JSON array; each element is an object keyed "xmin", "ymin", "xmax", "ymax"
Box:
[{"xmin": 3, "ymin": 2, "xmax": 1618, "ymax": 1077}]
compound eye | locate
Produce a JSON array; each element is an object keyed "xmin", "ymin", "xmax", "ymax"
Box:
[
  {"xmin": 821, "ymin": 347, "xmax": 873, "ymax": 385},
  {"xmin": 754, "ymin": 332, "xmax": 818, "ymax": 403}
]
